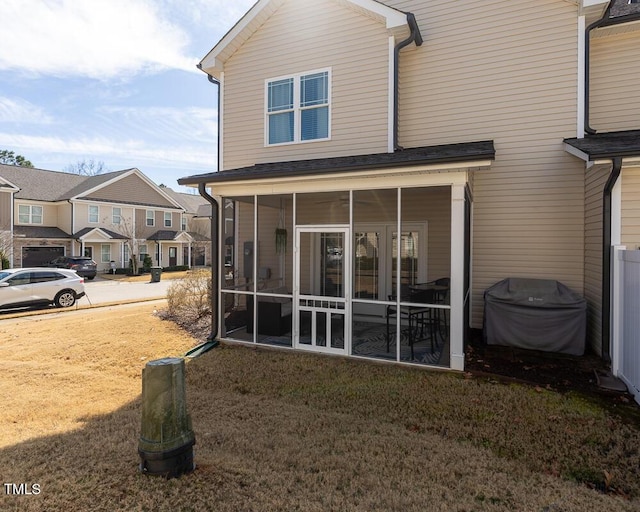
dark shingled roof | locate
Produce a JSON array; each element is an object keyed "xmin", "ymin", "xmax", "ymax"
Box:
[
  {"xmin": 14, "ymin": 226, "xmax": 72, "ymax": 239},
  {"xmin": 148, "ymin": 230, "xmax": 180, "ymax": 241},
  {"xmin": 73, "ymin": 227, "xmax": 128, "ymax": 239},
  {"xmin": 564, "ymin": 130, "xmax": 640, "ymax": 160},
  {"xmin": 178, "ymin": 141, "xmax": 495, "ymax": 186}
]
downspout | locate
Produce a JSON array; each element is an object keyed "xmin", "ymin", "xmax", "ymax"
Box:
[
  {"xmin": 197, "ymin": 65, "xmax": 222, "ymax": 344},
  {"xmin": 199, "ymin": 183, "xmax": 219, "ymax": 343},
  {"xmin": 394, "ymin": 13, "xmax": 423, "ymax": 151},
  {"xmin": 584, "ymin": 4, "xmax": 640, "ymax": 135},
  {"xmin": 601, "ymin": 156, "xmax": 622, "ymax": 362}
]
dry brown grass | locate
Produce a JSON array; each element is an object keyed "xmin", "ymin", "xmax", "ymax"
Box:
[{"xmin": 1, "ymin": 304, "xmax": 639, "ymax": 511}]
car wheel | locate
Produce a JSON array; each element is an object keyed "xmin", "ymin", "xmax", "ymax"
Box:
[
  {"xmin": 55, "ymin": 290, "xmax": 77, "ymax": 308},
  {"xmin": 86, "ymin": 276, "xmax": 95, "ymax": 281}
]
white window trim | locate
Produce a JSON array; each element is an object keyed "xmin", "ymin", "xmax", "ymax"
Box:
[
  {"xmin": 112, "ymin": 207, "xmax": 122, "ymax": 225},
  {"xmin": 18, "ymin": 204, "xmax": 43, "ymax": 224},
  {"xmin": 146, "ymin": 210, "xmax": 155, "ymax": 227},
  {"xmin": 88, "ymin": 205, "xmax": 99, "ymax": 224},
  {"xmin": 101, "ymin": 244, "xmax": 111, "ymax": 263},
  {"xmin": 164, "ymin": 212, "xmax": 172, "ymax": 228},
  {"xmin": 264, "ymin": 68, "xmax": 331, "ymax": 147}
]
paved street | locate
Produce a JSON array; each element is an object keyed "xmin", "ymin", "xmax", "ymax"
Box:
[{"xmin": 78, "ymin": 277, "xmax": 172, "ymax": 306}]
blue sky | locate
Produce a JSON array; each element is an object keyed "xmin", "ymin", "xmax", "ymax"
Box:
[{"xmin": 0, "ymin": 0, "xmax": 256, "ymax": 192}]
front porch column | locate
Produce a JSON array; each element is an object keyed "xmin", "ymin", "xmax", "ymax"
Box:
[{"xmin": 450, "ymin": 184, "xmax": 466, "ymax": 371}]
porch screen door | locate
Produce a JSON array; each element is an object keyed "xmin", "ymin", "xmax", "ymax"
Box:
[{"xmin": 295, "ymin": 227, "xmax": 350, "ymax": 354}]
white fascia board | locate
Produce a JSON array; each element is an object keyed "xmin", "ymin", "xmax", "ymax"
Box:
[
  {"xmin": 199, "ymin": 0, "xmax": 408, "ymax": 76},
  {"xmin": 343, "ymin": 0, "xmax": 407, "ymax": 29},
  {"xmin": 580, "ymin": 0, "xmax": 610, "ymax": 17},
  {"xmin": 0, "ymin": 176, "xmax": 19, "ymax": 191},
  {"xmin": 563, "ymin": 142, "xmax": 591, "ymax": 162}
]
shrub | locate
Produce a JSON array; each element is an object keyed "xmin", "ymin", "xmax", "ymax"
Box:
[{"xmin": 165, "ymin": 270, "xmax": 212, "ymax": 323}]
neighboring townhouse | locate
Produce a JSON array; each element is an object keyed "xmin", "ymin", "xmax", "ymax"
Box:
[
  {"xmin": 160, "ymin": 185, "xmax": 212, "ymax": 267},
  {"xmin": 0, "ymin": 164, "xmax": 196, "ymax": 272},
  {"xmin": 178, "ymin": 0, "xmax": 640, "ymax": 371}
]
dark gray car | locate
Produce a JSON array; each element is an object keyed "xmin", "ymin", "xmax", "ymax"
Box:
[{"xmin": 49, "ymin": 256, "xmax": 97, "ymax": 280}]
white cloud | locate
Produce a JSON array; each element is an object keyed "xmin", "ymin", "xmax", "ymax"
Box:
[
  {"xmin": 0, "ymin": 0, "xmax": 198, "ymax": 79},
  {"xmin": 0, "ymin": 97, "xmax": 53, "ymax": 124},
  {"xmin": 0, "ymin": 131, "xmax": 216, "ymax": 170}
]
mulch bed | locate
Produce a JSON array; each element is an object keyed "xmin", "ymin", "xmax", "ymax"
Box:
[{"xmin": 464, "ymin": 330, "xmax": 640, "ymax": 420}]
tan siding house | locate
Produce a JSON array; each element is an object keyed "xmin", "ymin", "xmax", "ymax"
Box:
[
  {"xmin": 0, "ymin": 165, "xmax": 208, "ymax": 272},
  {"xmin": 181, "ymin": 0, "xmax": 640, "ymax": 371}
]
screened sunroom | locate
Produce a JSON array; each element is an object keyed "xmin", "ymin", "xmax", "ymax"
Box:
[{"xmin": 179, "ymin": 142, "xmax": 494, "ymax": 371}]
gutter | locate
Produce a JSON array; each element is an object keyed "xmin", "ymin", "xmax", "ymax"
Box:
[
  {"xmin": 394, "ymin": 13, "xmax": 423, "ymax": 151},
  {"xmin": 585, "ymin": 4, "xmax": 640, "ymax": 135},
  {"xmin": 601, "ymin": 156, "xmax": 622, "ymax": 362}
]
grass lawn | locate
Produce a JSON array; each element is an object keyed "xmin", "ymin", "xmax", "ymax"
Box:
[{"xmin": 1, "ymin": 303, "xmax": 639, "ymax": 511}]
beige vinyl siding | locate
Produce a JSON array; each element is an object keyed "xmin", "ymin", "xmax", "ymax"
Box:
[
  {"xmin": 74, "ymin": 203, "xmax": 135, "ymax": 232},
  {"xmin": 0, "ymin": 192, "xmax": 11, "ymax": 230},
  {"xmin": 84, "ymin": 174, "xmax": 176, "ymax": 208},
  {"xmin": 584, "ymin": 163, "xmax": 610, "ymax": 355},
  {"xmin": 58, "ymin": 202, "xmax": 72, "ymax": 234},
  {"xmin": 222, "ymin": 0, "xmax": 391, "ymax": 171},
  {"xmin": 383, "ymin": 0, "xmax": 585, "ymax": 328},
  {"xmin": 591, "ymin": 30, "xmax": 640, "ymax": 133},
  {"xmin": 622, "ymin": 166, "xmax": 640, "ymax": 249}
]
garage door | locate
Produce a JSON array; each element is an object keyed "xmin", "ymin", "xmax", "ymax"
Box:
[{"xmin": 22, "ymin": 247, "xmax": 65, "ymax": 267}]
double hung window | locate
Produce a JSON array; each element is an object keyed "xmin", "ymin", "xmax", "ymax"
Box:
[
  {"xmin": 164, "ymin": 212, "xmax": 172, "ymax": 228},
  {"xmin": 146, "ymin": 210, "xmax": 155, "ymax": 227},
  {"xmin": 18, "ymin": 205, "xmax": 43, "ymax": 224},
  {"xmin": 89, "ymin": 205, "xmax": 99, "ymax": 223},
  {"xmin": 266, "ymin": 69, "xmax": 330, "ymax": 145},
  {"xmin": 112, "ymin": 207, "xmax": 121, "ymax": 225}
]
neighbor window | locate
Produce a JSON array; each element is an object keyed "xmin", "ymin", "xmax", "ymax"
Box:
[
  {"xmin": 164, "ymin": 212, "xmax": 172, "ymax": 228},
  {"xmin": 266, "ymin": 69, "xmax": 330, "ymax": 145},
  {"xmin": 101, "ymin": 244, "xmax": 111, "ymax": 263},
  {"xmin": 139, "ymin": 244, "xmax": 148, "ymax": 262},
  {"xmin": 112, "ymin": 207, "xmax": 121, "ymax": 225},
  {"xmin": 89, "ymin": 205, "xmax": 99, "ymax": 223},
  {"xmin": 146, "ymin": 210, "xmax": 155, "ymax": 227},
  {"xmin": 18, "ymin": 204, "xmax": 43, "ymax": 224},
  {"xmin": 181, "ymin": 216, "xmax": 187, "ymax": 231}
]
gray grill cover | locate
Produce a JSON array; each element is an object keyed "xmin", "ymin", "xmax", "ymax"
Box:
[{"xmin": 484, "ymin": 278, "xmax": 586, "ymax": 355}]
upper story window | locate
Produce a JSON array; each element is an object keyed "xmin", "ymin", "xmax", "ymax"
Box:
[
  {"xmin": 181, "ymin": 216, "xmax": 187, "ymax": 231},
  {"xmin": 112, "ymin": 207, "xmax": 121, "ymax": 225},
  {"xmin": 18, "ymin": 204, "xmax": 43, "ymax": 224},
  {"xmin": 266, "ymin": 69, "xmax": 330, "ymax": 145},
  {"xmin": 164, "ymin": 212, "xmax": 172, "ymax": 228},
  {"xmin": 146, "ymin": 210, "xmax": 155, "ymax": 227},
  {"xmin": 89, "ymin": 205, "xmax": 99, "ymax": 223}
]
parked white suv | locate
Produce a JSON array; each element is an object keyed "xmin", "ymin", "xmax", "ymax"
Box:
[{"xmin": 0, "ymin": 268, "xmax": 85, "ymax": 310}]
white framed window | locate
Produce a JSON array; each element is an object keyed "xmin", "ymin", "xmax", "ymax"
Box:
[
  {"xmin": 181, "ymin": 216, "xmax": 187, "ymax": 231},
  {"xmin": 146, "ymin": 210, "xmax": 155, "ymax": 227},
  {"xmin": 164, "ymin": 212, "xmax": 172, "ymax": 228},
  {"xmin": 89, "ymin": 205, "xmax": 99, "ymax": 223},
  {"xmin": 112, "ymin": 207, "xmax": 121, "ymax": 225},
  {"xmin": 139, "ymin": 244, "xmax": 148, "ymax": 261},
  {"xmin": 18, "ymin": 204, "xmax": 43, "ymax": 224},
  {"xmin": 265, "ymin": 69, "xmax": 330, "ymax": 145},
  {"xmin": 101, "ymin": 244, "xmax": 111, "ymax": 263}
]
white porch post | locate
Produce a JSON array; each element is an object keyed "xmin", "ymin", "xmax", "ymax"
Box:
[{"xmin": 450, "ymin": 184, "xmax": 466, "ymax": 371}]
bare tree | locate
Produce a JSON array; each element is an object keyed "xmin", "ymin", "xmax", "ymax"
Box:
[
  {"xmin": 65, "ymin": 159, "xmax": 109, "ymax": 176},
  {"xmin": 108, "ymin": 217, "xmax": 142, "ymax": 275},
  {"xmin": 0, "ymin": 230, "xmax": 12, "ymax": 269}
]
